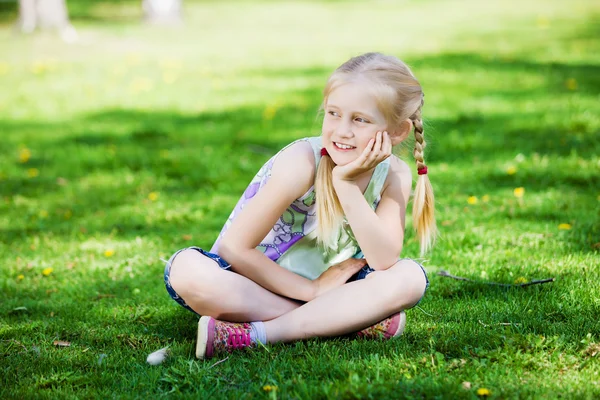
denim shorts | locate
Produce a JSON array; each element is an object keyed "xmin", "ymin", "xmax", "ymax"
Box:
[{"xmin": 164, "ymin": 246, "xmax": 429, "ymax": 315}]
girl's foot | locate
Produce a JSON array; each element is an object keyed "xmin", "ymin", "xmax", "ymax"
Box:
[
  {"xmin": 196, "ymin": 316, "xmax": 257, "ymax": 359},
  {"xmin": 356, "ymin": 311, "xmax": 406, "ymax": 339}
]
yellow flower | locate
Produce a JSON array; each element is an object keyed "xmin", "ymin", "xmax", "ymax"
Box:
[
  {"xmin": 159, "ymin": 59, "xmax": 182, "ymax": 70},
  {"xmin": 148, "ymin": 192, "xmax": 159, "ymax": 201},
  {"xmin": 506, "ymin": 165, "xmax": 517, "ymax": 175},
  {"xmin": 536, "ymin": 16, "xmax": 549, "ymax": 29},
  {"xmin": 514, "ymin": 276, "xmax": 527, "ymax": 284},
  {"xmin": 263, "ymin": 104, "xmax": 278, "ymax": 121},
  {"xmin": 467, "ymin": 196, "xmax": 478, "ymax": 205},
  {"xmin": 104, "ymin": 249, "xmax": 115, "ymax": 257},
  {"xmin": 19, "ymin": 148, "xmax": 31, "ymax": 163},
  {"xmin": 513, "ymin": 187, "xmax": 525, "ymax": 198},
  {"xmin": 42, "ymin": 267, "xmax": 54, "ymax": 276},
  {"xmin": 558, "ymin": 223, "xmax": 572, "ymax": 230},
  {"xmin": 477, "ymin": 388, "xmax": 491, "ymax": 397},
  {"xmin": 482, "ymin": 195, "xmax": 490, "ymax": 203},
  {"xmin": 17, "ymin": 274, "xmax": 25, "ymax": 281},
  {"xmin": 565, "ymin": 78, "xmax": 577, "ymax": 91},
  {"xmin": 129, "ymin": 77, "xmax": 153, "ymax": 94},
  {"xmin": 162, "ymin": 71, "xmax": 178, "ymax": 84},
  {"xmin": 262, "ymin": 385, "xmax": 277, "ymax": 392},
  {"xmin": 31, "ymin": 61, "xmax": 48, "ymax": 75},
  {"xmin": 0, "ymin": 62, "xmax": 10, "ymax": 75},
  {"xmin": 27, "ymin": 168, "xmax": 39, "ymax": 178},
  {"xmin": 126, "ymin": 53, "xmax": 141, "ymax": 66},
  {"xmin": 39, "ymin": 210, "xmax": 49, "ymax": 219}
]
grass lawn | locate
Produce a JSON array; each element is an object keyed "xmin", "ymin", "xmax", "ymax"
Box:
[{"xmin": 1, "ymin": 0, "xmax": 599, "ymax": 398}]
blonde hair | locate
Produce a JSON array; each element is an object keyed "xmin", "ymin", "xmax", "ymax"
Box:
[{"xmin": 315, "ymin": 52, "xmax": 437, "ymax": 255}]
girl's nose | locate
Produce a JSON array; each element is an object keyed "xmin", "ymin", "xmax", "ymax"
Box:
[{"xmin": 335, "ymin": 119, "xmax": 354, "ymax": 137}]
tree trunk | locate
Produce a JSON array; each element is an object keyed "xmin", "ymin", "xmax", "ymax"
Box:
[
  {"xmin": 16, "ymin": 0, "xmax": 77, "ymax": 42},
  {"xmin": 142, "ymin": 0, "xmax": 182, "ymax": 24}
]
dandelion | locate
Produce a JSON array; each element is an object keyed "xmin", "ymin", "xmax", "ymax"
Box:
[
  {"xmin": 129, "ymin": 77, "xmax": 153, "ymax": 94},
  {"xmin": 482, "ymin": 195, "xmax": 490, "ymax": 203},
  {"xmin": 27, "ymin": 168, "xmax": 39, "ymax": 178},
  {"xmin": 162, "ymin": 71, "xmax": 178, "ymax": 84},
  {"xmin": 42, "ymin": 267, "xmax": 54, "ymax": 276},
  {"xmin": 262, "ymin": 385, "xmax": 277, "ymax": 392},
  {"xmin": 0, "ymin": 62, "xmax": 10, "ymax": 75},
  {"xmin": 148, "ymin": 192, "xmax": 159, "ymax": 201},
  {"xmin": 159, "ymin": 59, "xmax": 182, "ymax": 70},
  {"xmin": 31, "ymin": 61, "xmax": 48, "ymax": 75},
  {"xmin": 126, "ymin": 53, "xmax": 141, "ymax": 66},
  {"xmin": 536, "ymin": 16, "xmax": 549, "ymax": 29},
  {"xmin": 558, "ymin": 223, "xmax": 572, "ymax": 230},
  {"xmin": 19, "ymin": 148, "xmax": 31, "ymax": 163},
  {"xmin": 565, "ymin": 78, "xmax": 577, "ymax": 91},
  {"xmin": 104, "ymin": 249, "xmax": 115, "ymax": 257},
  {"xmin": 506, "ymin": 165, "xmax": 517, "ymax": 175},
  {"xmin": 263, "ymin": 104, "xmax": 278, "ymax": 121},
  {"xmin": 477, "ymin": 388, "xmax": 491, "ymax": 397},
  {"xmin": 17, "ymin": 274, "xmax": 24, "ymax": 281},
  {"xmin": 467, "ymin": 196, "xmax": 478, "ymax": 205},
  {"xmin": 514, "ymin": 276, "xmax": 527, "ymax": 284},
  {"xmin": 513, "ymin": 187, "xmax": 525, "ymax": 198}
]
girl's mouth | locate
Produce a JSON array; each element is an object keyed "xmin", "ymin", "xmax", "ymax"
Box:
[{"xmin": 333, "ymin": 142, "xmax": 356, "ymax": 151}]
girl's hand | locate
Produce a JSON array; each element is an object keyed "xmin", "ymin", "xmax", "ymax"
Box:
[
  {"xmin": 312, "ymin": 257, "xmax": 368, "ymax": 299},
  {"xmin": 332, "ymin": 131, "xmax": 392, "ymax": 183}
]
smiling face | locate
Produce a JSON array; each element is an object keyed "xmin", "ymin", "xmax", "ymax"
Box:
[{"xmin": 322, "ymin": 80, "xmax": 389, "ymax": 166}]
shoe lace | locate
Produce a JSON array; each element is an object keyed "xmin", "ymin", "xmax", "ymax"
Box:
[{"xmin": 226, "ymin": 326, "xmax": 252, "ymax": 349}]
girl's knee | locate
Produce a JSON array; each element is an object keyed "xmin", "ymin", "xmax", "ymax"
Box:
[
  {"xmin": 168, "ymin": 249, "xmax": 219, "ymax": 297},
  {"xmin": 381, "ymin": 259, "xmax": 428, "ymax": 308}
]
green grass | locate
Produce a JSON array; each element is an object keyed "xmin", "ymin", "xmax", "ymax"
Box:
[{"xmin": 1, "ymin": 0, "xmax": 599, "ymax": 398}]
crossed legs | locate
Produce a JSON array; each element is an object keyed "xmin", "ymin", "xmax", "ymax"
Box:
[{"xmin": 167, "ymin": 248, "xmax": 427, "ymax": 344}]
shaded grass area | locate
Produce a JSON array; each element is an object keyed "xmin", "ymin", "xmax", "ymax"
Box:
[{"xmin": 1, "ymin": 0, "xmax": 600, "ymax": 398}]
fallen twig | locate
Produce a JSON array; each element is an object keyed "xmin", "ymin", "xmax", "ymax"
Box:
[
  {"xmin": 208, "ymin": 356, "xmax": 229, "ymax": 369},
  {"xmin": 478, "ymin": 320, "xmax": 521, "ymax": 328},
  {"xmin": 438, "ymin": 270, "xmax": 554, "ymax": 287}
]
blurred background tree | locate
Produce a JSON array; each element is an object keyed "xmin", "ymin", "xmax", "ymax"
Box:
[
  {"xmin": 16, "ymin": 0, "xmax": 78, "ymax": 42},
  {"xmin": 142, "ymin": 0, "xmax": 182, "ymax": 24}
]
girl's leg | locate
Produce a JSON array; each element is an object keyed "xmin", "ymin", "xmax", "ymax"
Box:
[
  {"xmin": 168, "ymin": 248, "xmax": 301, "ymax": 322},
  {"xmin": 263, "ymin": 259, "xmax": 427, "ymax": 343}
]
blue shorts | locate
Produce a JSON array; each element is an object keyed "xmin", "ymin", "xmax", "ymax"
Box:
[{"xmin": 164, "ymin": 246, "xmax": 429, "ymax": 315}]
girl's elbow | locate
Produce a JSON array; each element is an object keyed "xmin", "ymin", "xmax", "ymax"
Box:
[
  {"xmin": 370, "ymin": 251, "xmax": 402, "ymax": 271},
  {"xmin": 218, "ymin": 238, "xmax": 237, "ymax": 262}
]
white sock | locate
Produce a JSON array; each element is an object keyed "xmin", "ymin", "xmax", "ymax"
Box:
[{"xmin": 249, "ymin": 321, "xmax": 267, "ymax": 344}]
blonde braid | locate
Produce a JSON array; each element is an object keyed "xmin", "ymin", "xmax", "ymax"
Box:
[{"xmin": 410, "ymin": 104, "xmax": 437, "ymax": 255}]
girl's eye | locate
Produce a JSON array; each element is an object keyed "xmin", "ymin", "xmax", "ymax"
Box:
[
  {"xmin": 328, "ymin": 111, "xmax": 339, "ymax": 117},
  {"xmin": 355, "ymin": 117, "xmax": 370, "ymax": 123}
]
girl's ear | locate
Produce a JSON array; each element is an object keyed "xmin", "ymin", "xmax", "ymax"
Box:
[{"xmin": 389, "ymin": 119, "xmax": 412, "ymax": 146}]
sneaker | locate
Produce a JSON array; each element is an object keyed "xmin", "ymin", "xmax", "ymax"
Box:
[
  {"xmin": 196, "ymin": 316, "xmax": 256, "ymax": 359},
  {"xmin": 356, "ymin": 311, "xmax": 406, "ymax": 340}
]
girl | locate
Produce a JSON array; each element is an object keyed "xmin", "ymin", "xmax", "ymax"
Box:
[{"xmin": 164, "ymin": 52, "xmax": 436, "ymax": 359}]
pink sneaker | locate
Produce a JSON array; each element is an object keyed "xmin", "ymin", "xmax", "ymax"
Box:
[
  {"xmin": 356, "ymin": 311, "xmax": 407, "ymax": 339},
  {"xmin": 196, "ymin": 316, "xmax": 256, "ymax": 359}
]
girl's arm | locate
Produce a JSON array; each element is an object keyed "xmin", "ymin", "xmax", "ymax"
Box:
[
  {"xmin": 218, "ymin": 141, "xmax": 319, "ymax": 302},
  {"xmin": 333, "ymin": 133, "xmax": 412, "ymax": 270}
]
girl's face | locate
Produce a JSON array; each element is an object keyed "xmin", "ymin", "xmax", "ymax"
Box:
[{"xmin": 322, "ymin": 80, "xmax": 389, "ymax": 166}]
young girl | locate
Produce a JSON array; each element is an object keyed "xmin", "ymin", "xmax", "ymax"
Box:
[{"xmin": 164, "ymin": 52, "xmax": 436, "ymax": 359}]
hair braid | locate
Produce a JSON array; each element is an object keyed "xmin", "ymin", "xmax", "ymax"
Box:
[
  {"xmin": 412, "ymin": 110, "xmax": 426, "ymax": 171},
  {"xmin": 410, "ymin": 104, "xmax": 437, "ymax": 255}
]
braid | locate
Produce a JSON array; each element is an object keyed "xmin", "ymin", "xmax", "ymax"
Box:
[
  {"xmin": 411, "ymin": 110, "xmax": 426, "ymax": 171},
  {"xmin": 410, "ymin": 103, "xmax": 437, "ymax": 255}
]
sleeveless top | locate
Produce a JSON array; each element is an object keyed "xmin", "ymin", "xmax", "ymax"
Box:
[{"xmin": 210, "ymin": 136, "xmax": 390, "ymax": 280}]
